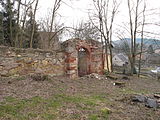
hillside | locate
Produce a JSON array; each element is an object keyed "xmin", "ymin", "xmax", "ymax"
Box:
[
  {"xmin": 0, "ymin": 74, "xmax": 160, "ymax": 119},
  {"xmin": 113, "ymin": 38, "xmax": 160, "ymax": 49}
]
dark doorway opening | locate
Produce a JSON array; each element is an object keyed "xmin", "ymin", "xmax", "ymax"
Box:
[{"xmin": 78, "ymin": 47, "xmax": 90, "ymax": 77}]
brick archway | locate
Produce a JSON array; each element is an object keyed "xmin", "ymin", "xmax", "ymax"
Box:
[
  {"xmin": 62, "ymin": 38, "xmax": 103, "ymax": 78},
  {"xmin": 78, "ymin": 47, "xmax": 91, "ymax": 77}
]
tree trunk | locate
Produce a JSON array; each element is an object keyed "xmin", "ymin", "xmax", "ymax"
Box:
[
  {"xmin": 104, "ymin": 38, "xmax": 110, "ymax": 72},
  {"xmin": 0, "ymin": 12, "xmax": 4, "ymax": 44},
  {"xmin": 127, "ymin": 0, "xmax": 135, "ymax": 75},
  {"xmin": 30, "ymin": 0, "xmax": 39, "ymax": 48},
  {"xmin": 8, "ymin": 0, "xmax": 13, "ymax": 46},
  {"xmin": 138, "ymin": 3, "xmax": 146, "ymax": 77},
  {"xmin": 48, "ymin": 0, "xmax": 62, "ymax": 49},
  {"xmin": 109, "ymin": 44, "xmax": 113, "ymax": 72},
  {"xmin": 15, "ymin": 0, "xmax": 21, "ymax": 47}
]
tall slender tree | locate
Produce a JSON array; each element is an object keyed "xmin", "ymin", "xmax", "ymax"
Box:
[
  {"xmin": 138, "ymin": 2, "xmax": 146, "ymax": 77},
  {"xmin": 23, "ymin": 6, "xmax": 40, "ymax": 48},
  {"xmin": 48, "ymin": 0, "xmax": 62, "ymax": 49},
  {"xmin": 30, "ymin": 0, "xmax": 39, "ymax": 48},
  {"xmin": 0, "ymin": 11, "xmax": 4, "ymax": 45},
  {"xmin": 90, "ymin": 0, "xmax": 120, "ymax": 72},
  {"xmin": 127, "ymin": 0, "xmax": 146, "ymax": 75},
  {"xmin": 19, "ymin": 0, "xmax": 35, "ymax": 48},
  {"xmin": 15, "ymin": 0, "xmax": 21, "ymax": 47},
  {"xmin": 0, "ymin": 0, "xmax": 17, "ymax": 46}
]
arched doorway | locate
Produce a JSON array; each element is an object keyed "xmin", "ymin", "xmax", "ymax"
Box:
[{"xmin": 78, "ymin": 47, "xmax": 90, "ymax": 77}]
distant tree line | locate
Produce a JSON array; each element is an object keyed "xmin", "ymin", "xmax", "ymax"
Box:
[
  {"xmin": 0, "ymin": 0, "xmax": 64, "ymax": 49},
  {"xmin": 0, "ymin": 0, "xmax": 40, "ymax": 48}
]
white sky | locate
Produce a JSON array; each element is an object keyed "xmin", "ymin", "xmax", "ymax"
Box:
[
  {"xmin": 36, "ymin": 0, "xmax": 160, "ymax": 40},
  {"xmin": 37, "ymin": 0, "xmax": 92, "ymax": 26}
]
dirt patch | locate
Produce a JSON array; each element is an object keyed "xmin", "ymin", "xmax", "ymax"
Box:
[{"xmin": 0, "ymin": 74, "xmax": 160, "ymax": 120}]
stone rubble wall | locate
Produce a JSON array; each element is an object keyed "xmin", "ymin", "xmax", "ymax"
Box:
[
  {"xmin": 0, "ymin": 39, "xmax": 104, "ymax": 78},
  {"xmin": 0, "ymin": 46, "xmax": 65, "ymax": 77}
]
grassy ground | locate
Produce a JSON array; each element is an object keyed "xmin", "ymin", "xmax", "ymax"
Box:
[{"xmin": 0, "ymin": 74, "xmax": 160, "ymax": 120}]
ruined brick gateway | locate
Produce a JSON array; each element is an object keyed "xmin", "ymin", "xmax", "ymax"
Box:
[
  {"xmin": 0, "ymin": 38, "xmax": 107, "ymax": 78},
  {"xmin": 62, "ymin": 38, "xmax": 104, "ymax": 78}
]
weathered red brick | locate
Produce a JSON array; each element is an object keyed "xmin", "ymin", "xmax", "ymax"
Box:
[
  {"xmin": 67, "ymin": 66, "xmax": 76, "ymax": 70},
  {"xmin": 65, "ymin": 57, "xmax": 76, "ymax": 63}
]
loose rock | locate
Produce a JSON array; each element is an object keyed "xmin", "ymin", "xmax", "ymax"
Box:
[
  {"xmin": 145, "ymin": 98, "xmax": 159, "ymax": 108},
  {"xmin": 113, "ymin": 82, "xmax": 125, "ymax": 87},
  {"xmin": 132, "ymin": 95, "xmax": 147, "ymax": 103},
  {"xmin": 154, "ymin": 94, "xmax": 160, "ymax": 99},
  {"xmin": 132, "ymin": 95, "xmax": 160, "ymax": 109},
  {"xmin": 122, "ymin": 76, "xmax": 130, "ymax": 80},
  {"xmin": 30, "ymin": 73, "xmax": 49, "ymax": 81},
  {"xmin": 83, "ymin": 73, "xmax": 103, "ymax": 80}
]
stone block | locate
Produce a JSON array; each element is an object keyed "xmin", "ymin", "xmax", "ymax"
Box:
[
  {"xmin": 42, "ymin": 60, "xmax": 49, "ymax": 65},
  {"xmin": 66, "ymin": 46, "xmax": 75, "ymax": 52},
  {"xmin": 9, "ymin": 67, "xmax": 20, "ymax": 75},
  {"xmin": 17, "ymin": 54, "xmax": 22, "ymax": 57},
  {"xmin": 0, "ymin": 70, "xmax": 9, "ymax": 77},
  {"xmin": 67, "ymin": 70, "xmax": 76, "ymax": 75}
]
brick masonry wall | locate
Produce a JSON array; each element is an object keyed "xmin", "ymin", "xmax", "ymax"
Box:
[
  {"xmin": 0, "ymin": 39, "xmax": 104, "ymax": 78},
  {"xmin": 0, "ymin": 46, "xmax": 65, "ymax": 77},
  {"xmin": 63, "ymin": 39, "xmax": 103, "ymax": 78}
]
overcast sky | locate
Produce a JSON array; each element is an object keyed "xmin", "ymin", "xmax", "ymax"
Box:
[
  {"xmin": 36, "ymin": 0, "xmax": 160, "ymax": 40},
  {"xmin": 37, "ymin": 0, "xmax": 91, "ymax": 25}
]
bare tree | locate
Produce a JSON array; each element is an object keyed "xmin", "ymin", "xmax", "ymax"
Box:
[
  {"xmin": 127, "ymin": 0, "xmax": 138, "ymax": 75},
  {"xmin": 116, "ymin": 0, "xmax": 148, "ymax": 75},
  {"xmin": 138, "ymin": 2, "xmax": 146, "ymax": 77},
  {"xmin": 48, "ymin": 0, "xmax": 62, "ymax": 49},
  {"xmin": 90, "ymin": 0, "xmax": 120, "ymax": 72},
  {"xmin": 19, "ymin": 0, "xmax": 35, "ymax": 48},
  {"xmin": 30, "ymin": 0, "xmax": 39, "ymax": 48},
  {"xmin": 127, "ymin": 0, "xmax": 147, "ymax": 75},
  {"xmin": 8, "ymin": 0, "xmax": 13, "ymax": 46},
  {"xmin": 38, "ymin": 7, "xmax": 65, "ymax": 50},
  {"xmin": 71, "ymin": 21, "xmax": 100, "ymax": 40},
  {"xmin": 39, "ymin": 11, "xmax": 52, "ymax": 32},
  {"xmin": 15, "ymin": 0, "xmax": 21, "ymax": 47}
]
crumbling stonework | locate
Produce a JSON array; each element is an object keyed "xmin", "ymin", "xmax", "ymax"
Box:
[
  {"xmin": 62, "ymin": 38, "xmax": 104, "ymax": 78},
  {"xmin": 0, "ymin": 46, "xmax": 65, "ymax": 77},
  {"xmin": 0, "ymin": 39, "xmax": 104, "ymax": 78}
]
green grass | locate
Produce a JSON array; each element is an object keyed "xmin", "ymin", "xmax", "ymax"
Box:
[
  {"xmin": 88, "ymin": 108, "xmax": 110, "ymax": 120},
  {"xmin": 0, "ymin": 94, "xmax": 111, "ymax": 120},
  {"xmin": 89, "ymin": 114, "xmax": 99, "ymax": 120},
  {"xmin": 100, "ymin": 108, "xmax": 111, "ymax": 119},
  {"xmin": 91, "ymin": 94, "xmax": 107, "ymax": 102},
  {"xmin": 119, "ymin": 88, "xmax": 150, "ymax": 95},
  {"xmin": 15, "ymin": 76, "xmax": 26, "ymax": 81},
  {"xmin": 0, "ymin": 96, "xmax": 58, "ymax": 120}
]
